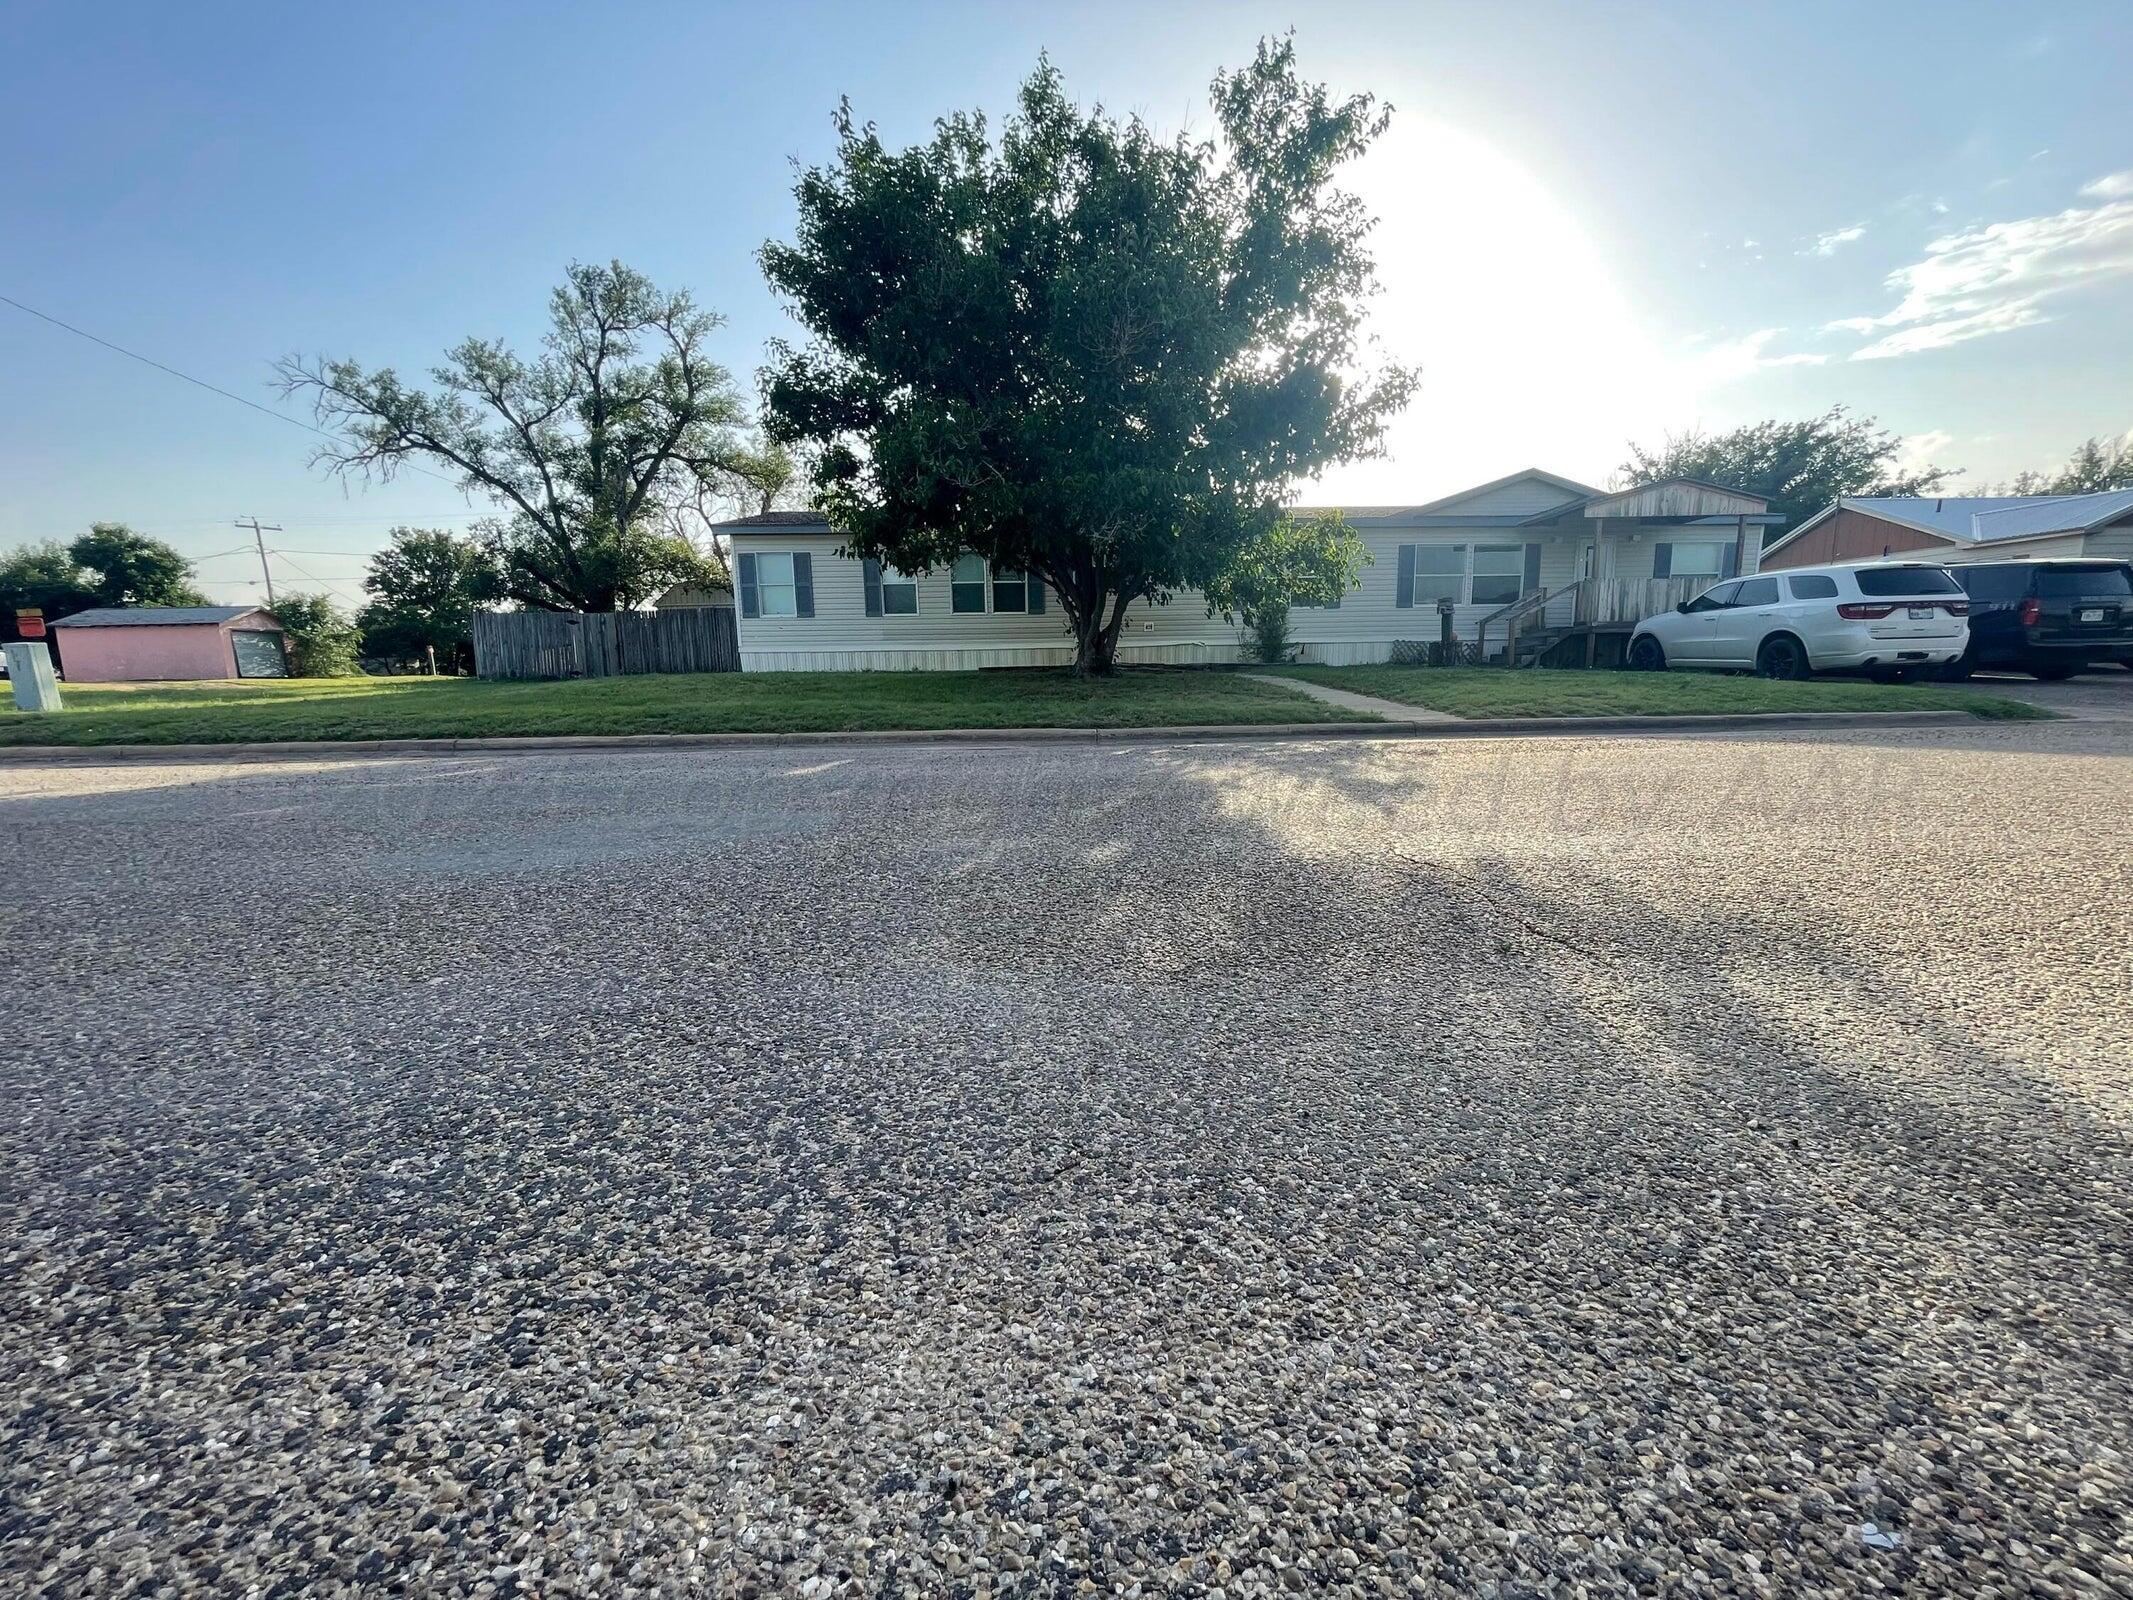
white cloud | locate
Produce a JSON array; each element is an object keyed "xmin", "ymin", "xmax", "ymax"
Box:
[
  {"xmin": 1684, "ymin": 328, "xmax": 1829, "ymax": 383},
  {"xmin": 1803, "ymin": 223, "xmax": 1866, "ymax": 257},
  {"xmin": 1829, "ymin": 190, "xmax": 2133, "ymax": 360},
  {"xmin": 1895, "ymin": 429, "xmax": 1956, "ymax": 475},
  {"xmin": 2081, "ymin": 170, "xmax": 2133, "ymax": 200}
]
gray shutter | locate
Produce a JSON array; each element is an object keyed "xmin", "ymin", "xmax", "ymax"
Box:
[
  {"xmin": 793, "ymin": 552, "xmax": 815, "ymax": 618},
  {"xmin": 1523, "ymin": 542, "xmax": 1542, "ymax": 595},
  {"xmin": 862, "ymin": 558, "xmax": 883, "ymax": 618},
  {"xmin": 1721, "ymin": 542, "xmax": 1740, "ymax": 580},
  {"xmin": 1651, "ymin": 542, "xmax": 1673, "ymax": 579},
  {"xmin": 737, "ymin": 551, "xmax": 760, "ymax": 619},
  {"xmin": 1028, "ymin": 573, "xmax": 1046, "ymax": 614},
  {"xmin": 1395, "ymin": 544, "xmax": 1416, "ymax": 608}
]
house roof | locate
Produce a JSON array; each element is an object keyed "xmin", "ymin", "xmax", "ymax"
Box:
[
  {"xmin": 52, "ymin": 605, "xmax": 273, "ymax": 628},
  {"xmin": 714, "ymin": 468, "xmax": 1786, "ymax": 537},
  {"xmin": 718, "ymin": 509, "xmax": 833, "ymax": 530},
  {"xmin": 1766, "ymin": 489, "xmax": 2133, "ymax": 557}
]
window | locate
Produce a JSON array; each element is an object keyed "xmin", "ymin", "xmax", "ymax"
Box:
[
  {"xmin": 1669, "ymin": 541, "xmax": 1728, "ymax": 580},
  {"xmin": 1787, "ymin": 574, "xmax": 1839, "ymax": 600},
  {"xmin": 1683, "ymin": 581, "xmax": 1740, "ymax": 614},
  {"xmin": 757, "ymin": 551, "xmax": 800, "ymax": 617},
  {"xmin": 992, "ymin": 568, "xmax": 1030, "ymax": 613},
  {"xmin": 879, "ymin": 567, "xmax": 917, "ymax": 614},
  {"xmin": 1733, "ymin": 577, "xmax": 1780, "ymax": 606},
  {"xmin": 2037, "ymin": 565, "xmax": 2133, "ymax": 599},
  {"xmin": 1955, "ymin": 564, "xmax": 2030, "ymax": 601},
  {"xmin": 951, "ymin": 554, "xmax": 988, "ymax": 613},
  {"xmin": 1854, "ymin": 565, "xmax": 1962, "ymax": 596},
  {"xmin": 1470, "ymin": 544, "xmax": 1524, "ymax": 607},
  {"xmin": 1413, "ymin": 544, "xmax": 1464, "ymax": 606}
]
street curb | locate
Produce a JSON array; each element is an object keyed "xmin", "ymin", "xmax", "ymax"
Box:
[{"xmin": 0, "ymin": 709, "xmax": 1991, "ymax": 763}]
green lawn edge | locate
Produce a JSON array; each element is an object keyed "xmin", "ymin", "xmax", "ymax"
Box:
[
  {"xmin": 1266, "ymin": 665, "xmax": 2053, "ymax": 722},
  {"xmin": 0, "ymin": 669, "xmax": 1373, "ymax": 747}
]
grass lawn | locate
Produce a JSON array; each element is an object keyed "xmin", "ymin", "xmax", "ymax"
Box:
[
  {"xmin": 1268, "ymin": 665, "xmax": 2050, "ymax": 720},
  {"xmin": 0, "ymin": 669, "xmax": 1367, "ymax": 746}
]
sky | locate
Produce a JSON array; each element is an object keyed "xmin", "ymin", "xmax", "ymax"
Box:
[{"xmin": 3, "ymin": 0, "xmax": 2129, "ymax": 606}]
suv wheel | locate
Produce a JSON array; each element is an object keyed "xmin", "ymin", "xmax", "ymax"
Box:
[
  {"xmin": 1627, "ymin": 634, "xmax": 1666, "ymax": 672},
  {"xmin": 1940, "ymin": 645, "xmax": 1978, "ymax": 682},
  {"xmin": 2031, "ymin": 663, "xmax": 2079, "ymax": 680},
  {"xmin": 1756, "ymin": 635, "xmax": 1811, "ymax": 680}
]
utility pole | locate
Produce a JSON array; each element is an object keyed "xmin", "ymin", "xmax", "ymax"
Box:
[{"xmin": 236, "ymin": 517, "xmax": 283, "ymax": 604}]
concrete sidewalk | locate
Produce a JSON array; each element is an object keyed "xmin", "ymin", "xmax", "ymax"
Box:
[{"xmin": 1238, "ymin": 671, "xmax": 1462, "ymax": 723}]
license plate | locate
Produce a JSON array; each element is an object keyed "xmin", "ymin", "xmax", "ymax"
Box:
[
  {"xmin": 1908, "ymin": 605, "xmax": 1933, "ymax": 619},
  {"xmin": 2080, "ymin": 608, "xmax": 2106, "ymax": 623}
]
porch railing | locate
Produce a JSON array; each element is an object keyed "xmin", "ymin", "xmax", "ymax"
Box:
[
  {"xmin": 1570, "ymin": 576, "xmax": 1710, "ymax": 628},
  {"xmin": 1475, "ymin": 587, "xmax": 1555, "ymax": 663}
]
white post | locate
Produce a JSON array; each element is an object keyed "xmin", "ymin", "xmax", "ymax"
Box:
[{"xmin": 5, "ymin": 642, "xmax": 64, "ymax": 712}]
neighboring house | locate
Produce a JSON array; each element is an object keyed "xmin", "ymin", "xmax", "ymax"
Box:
[
  {"xmin": 1763, "ymin": 491, "xmax": 2133, "ymax": 571},
  {"xmin": 653, "ymin": 581, "xmax": 735, "ymax": 610},
  {"xmin": 50, "ymin": 606, "xmax": 288, "ymax": 682},
  {"xmin": 720, "ymin": 472, "xmax": 1779, "ymax": 671}
]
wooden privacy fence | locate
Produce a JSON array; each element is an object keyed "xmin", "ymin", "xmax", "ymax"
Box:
[{"xmin": 472, "ymin": 608, "xmax": 739, "ymax": 680}]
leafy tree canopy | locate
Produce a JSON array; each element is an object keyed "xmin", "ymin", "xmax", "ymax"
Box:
[
  {"xmin": 72, "ymin": 523, "xmax": 210, "ymax": 608},
  {"xmin": 761, "ymin": 39, "xmax": 1416, "ymax": 672},
  {"xmin": 278, "ymin": 262, "xmax": 778, "ymax": 612},
  {"xmin": 269, "ymin": 592, "xmax": 364, "ymax": 677},
  {"xmin": 1618, "ymin": 407, "xmax": 1955, "ymax": 534},
  {"xmin": 356, "ymin": 527, "xmax": 506, "ymax": 672},
  {"xmin": 1, "ymin": 525, "xmax": 204, "ymax": 633}
]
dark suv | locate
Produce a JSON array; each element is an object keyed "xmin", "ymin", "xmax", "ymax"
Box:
[{"xmin": 1944, "ymin": 559, "xmax": 2133, "ymax": 679}]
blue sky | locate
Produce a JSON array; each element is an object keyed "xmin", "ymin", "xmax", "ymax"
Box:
[{"xmin": 3, "ymin": 0, "xmax": 2129, "ymax": 605}]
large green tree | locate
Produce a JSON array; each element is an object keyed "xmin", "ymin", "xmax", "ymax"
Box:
[
  {"xmin": 1, "ymin": 525, "xmax": 204, "ymax": 635},
  {"xmin": 72, "ymin": 523, "xmax": 209, "ymax": 608},
  {"xmin": 761, "ymin": 40, "xmax": 1416, "ymax": 673},
  {"xmin": 278, "ymin": 262, "xmax": 770, "ymax": 612},
  {"xmin": 0, "ymin": 541, "xmax": 95, "ymax": 631},
  {"xmin": 1618, "ymin": 407, "xmax": 1955, "ymax": 535},
  {"xmin": 356, "ymin": 527, "xmax": 505, "ymax": 672}
]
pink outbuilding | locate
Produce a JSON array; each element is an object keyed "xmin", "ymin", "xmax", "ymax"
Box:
[{"xmin": 50, "ymin": 606, "xmax": 289, "ymax": 682}]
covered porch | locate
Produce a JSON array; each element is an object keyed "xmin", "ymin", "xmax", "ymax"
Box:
[{"xmin": 1474, "ymin": 479, "xmax": 1781, "ymax": 666}]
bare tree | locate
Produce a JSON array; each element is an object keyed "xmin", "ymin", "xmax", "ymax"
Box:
[{"xmin": 279, "ymin": 261, "xmax": 759, "ymax": 610}]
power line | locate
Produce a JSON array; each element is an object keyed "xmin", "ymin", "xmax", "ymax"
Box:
[
  {"xmin": 269, "ymin": 550, "xmax": 364, "ymax": 601},
  {"xmin": 0, "ymin": 289, "xmax": 464, "ymax": 486}
]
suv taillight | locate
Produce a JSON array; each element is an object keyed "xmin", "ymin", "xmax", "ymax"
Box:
[
  {"xmin": 2019, "ymin": 597, "xmax": 2041, "ymax": 626},
  {"xmin": 1943, "ymin": 600, "xmax": 1970, "ymax": 616},
  {"xmin": 1838, "ymin": 602, "xmax": 1895, "ymax": 619}
]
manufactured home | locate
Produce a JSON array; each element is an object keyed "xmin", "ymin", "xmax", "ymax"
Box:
[{"xmin": 721, "ymin": 471, "xmax": 1778, "ymax": 671}]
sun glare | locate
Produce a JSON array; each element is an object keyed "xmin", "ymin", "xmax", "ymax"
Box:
[{"xmin": 1325, "ymin": 116, "xmax": 1685, "ymax": 501}]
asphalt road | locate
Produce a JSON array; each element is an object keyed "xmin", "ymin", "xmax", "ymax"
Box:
[{"xmin": 4, "ymin": 718, "xmax": 2131, "ymax": 1598}]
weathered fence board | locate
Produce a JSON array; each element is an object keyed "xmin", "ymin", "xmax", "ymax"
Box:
[{"xmin": 472, "ymin": 608, "xmax": 738, "ymax": 680}]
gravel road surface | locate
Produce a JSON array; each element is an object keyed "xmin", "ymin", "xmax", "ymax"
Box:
[{"xmin": 4, "ymin": 717, "xmax": 2130, "ymax": 1597}]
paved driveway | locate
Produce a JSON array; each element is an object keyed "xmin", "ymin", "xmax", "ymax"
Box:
[
  {"xmin": 4, "ymin": 721, "xmax": 2130, "ymax": 1598},
  {"xmin": 1963, "ymin": 665, "xmax": 2133, "ymax": 719}
]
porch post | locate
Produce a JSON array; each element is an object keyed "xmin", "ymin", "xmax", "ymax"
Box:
[{"xmin": 1734, "ymin": 513, "xmax": 1751, "ymax": 576}]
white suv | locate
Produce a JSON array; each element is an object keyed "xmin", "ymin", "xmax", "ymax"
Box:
[{"xmin": 1626, "ymin": 562, "xmax": 1971, "ymax": 680}]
